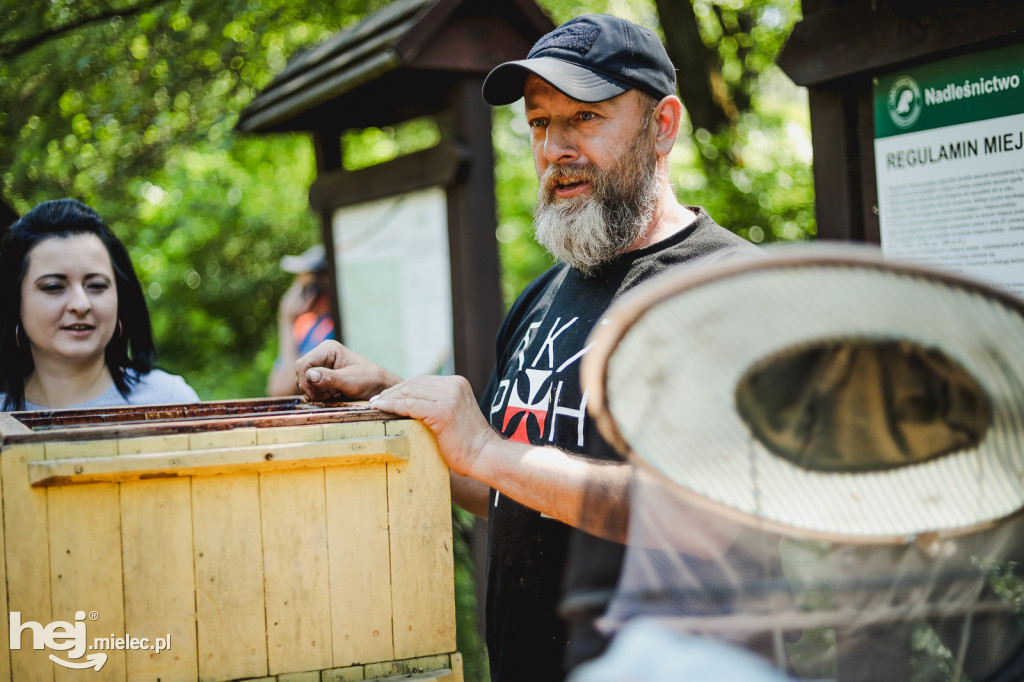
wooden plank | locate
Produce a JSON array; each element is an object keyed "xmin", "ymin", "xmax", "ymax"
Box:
[
  {"xmin": 260, "ymin": 424, "xmax": 333, "ymax": 674},
  {"xmin": 385, "ymin": 420, "xmax": 456, "ymax": 659},
  {"xmin": 119, "ymin": 434, "xmax": 189, "ymax": 455},
  {"xmin": 363, "ymin": 668, "xmax": 452, "ymax": 681},
  {"xmin": 778, "ymin": 1, "xmax": 1024, "ymax": 87},
  {"xmin": 48, "ymin": 436, "xmax": 124, "ymax": 679},
  {"xmin": 397, "ymin": 654, "xmax": 449, "ymax": 674},
  {"xmin": 323, "ymin": 665, "xmax": 367, "ymax": 682},
  {"xmin": 0, "ymin": 442, "xmax": 7, "ymax": 682},
  {"xmin": 190, "ymin": 428, "xmax": 258, "ymax": 451},
  {"xmin": 119, "ymin": 429, "xmax": 197, "ymax": 682},
  {"xmin": 309, "ymin": 142, "xmax": 467, "ymax": 212},
  {"xmin": 256, "ymin": 424, "xmax": 324, "ymax": 447},
  {"xmin": 0, "ymin": 413, "xmax": 32, "ymax": 437},
  {"xmin": 45, "ymin": 438, "xmax": 118, "ymax": 459},
  {"xmin": 120, "ymin": 476, "xmax": 197, "ymax": 680},
  {"xmin": 29, "ymin": 435, "xmax": 409, "ymax": 487},
  {"xmin": 48, "ymin": 482, "xmax": 125, "ymax": 681},
  {"xmin": 446, "ymin": 76, "xmax": 505, "ymax": 397},
  {"xmin": 364, "ymin": 660, "xmax": 403, "ymax": 678},
  {"xmin": 324, "ymin": 421, "xmax": 394, "ymax": 667},
  {"xmin": 278, "ymin": 671, "xmax": 321, "ymax": 682},
  {"xmin": 3, "ymin": 404, "xmax": 397, "ymax": 447},
  {"xmin": 3, "ymin": 442, "xmax": 52, "ymax": 681},
  {"xmin": 448, "ymin": 652, "xmax": 464, "ymax": 682},
  {"xmin": 192, "ymin": 423, "xmax": 267, "ymax": 682},
  {"xmin": 807, "ymin": 87, "xmax": 863, "ymax": 242}
]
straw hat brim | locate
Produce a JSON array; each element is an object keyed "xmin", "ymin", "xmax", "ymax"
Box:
[{"xmin": 582, "ymin": 244, "xmax": 1024, "ymax": 543}]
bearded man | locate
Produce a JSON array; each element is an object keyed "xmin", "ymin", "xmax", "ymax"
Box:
[{"xmin": 296, "ymin": 14, "xmax": 757, "ymax": 682}]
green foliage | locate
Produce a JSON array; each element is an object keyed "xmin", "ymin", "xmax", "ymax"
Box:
[
  {"xmin": 684, "ymin": 0, "xmax": 816, "ymax": 243},
  {"xmin": 452, "ymin": 507, "xmax": 489, "ymax": 682}
]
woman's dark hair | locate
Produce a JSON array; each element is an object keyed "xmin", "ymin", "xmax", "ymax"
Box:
[{"xmin": 0, "ymin": 199, "xmax": 156, "ymax": 410}]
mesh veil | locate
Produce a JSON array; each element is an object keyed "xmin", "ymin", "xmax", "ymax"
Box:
[{"xmin": 599, "ymin": 468, "xmax": 1024, "ymax": 681}]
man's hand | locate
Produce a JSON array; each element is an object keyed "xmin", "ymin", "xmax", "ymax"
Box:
[
  {"xmin": 368, "ymin": 375, "xmax": 499, "ymax": 480},
  {"xmin": 295, "ymin": 340, "xmax": 403, "ymax": 402}
]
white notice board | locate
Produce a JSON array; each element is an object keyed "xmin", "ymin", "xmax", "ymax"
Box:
[
  {"xmin": 874, "ymin": 43, "xmax": 1024, "ymax": 297},
  {"xmin": 331, "ymin": 187, "xmax": 454, "ymax": 379}
]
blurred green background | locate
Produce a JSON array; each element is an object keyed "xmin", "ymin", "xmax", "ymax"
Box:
[{"xmin": 0, "ymin": 1, "xmax": 814, "ymax": 679}]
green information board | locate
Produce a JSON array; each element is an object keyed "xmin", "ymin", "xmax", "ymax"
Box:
[
  {"xmin": 875, "ymin": 42, "xmax": 1024, "ymax": 139},
  {"xmin": 874, "ymin": 43, "xmax": 1024, "ymax": 296}
]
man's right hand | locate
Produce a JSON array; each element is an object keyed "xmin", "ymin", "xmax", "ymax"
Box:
[{"xmin": 295, "ymin": 340, "xmax": 403, "ymax": 402}]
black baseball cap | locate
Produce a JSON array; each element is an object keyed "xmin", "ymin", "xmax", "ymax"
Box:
[{"xmin": 482, "ymin": 14, "xmax": 677, "ymax": 106}]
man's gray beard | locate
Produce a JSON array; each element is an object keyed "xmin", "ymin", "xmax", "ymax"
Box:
[{"xmin": 533, "ymin": 137, "xmax": 660, "ymax": 276}]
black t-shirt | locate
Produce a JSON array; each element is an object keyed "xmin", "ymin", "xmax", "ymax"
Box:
[{"xmin": 479, "ymin": 208, "xmax": 757, "ymax": 682}]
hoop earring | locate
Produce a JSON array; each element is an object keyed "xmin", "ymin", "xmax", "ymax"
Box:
[
  {"xmin": 14, "ymin": 324, "xmax": 20, "ymax": 350},
  {"xmin": 118, "ymin": 319, "xmax": 124, "ymax": 339}
]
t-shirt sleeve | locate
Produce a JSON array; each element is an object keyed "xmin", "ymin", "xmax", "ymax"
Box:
[
  {"xmin": 131, "ymin": 370, "xmax": 201, "ymax": 405},
  {"xmin": 168, "ymin": 375, "xmax": 201, "ymax": 403}
]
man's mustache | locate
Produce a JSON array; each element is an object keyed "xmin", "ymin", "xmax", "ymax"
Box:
[{"xmin": 540, "ymin": 163, "xmax": 601, "ymax": 196}]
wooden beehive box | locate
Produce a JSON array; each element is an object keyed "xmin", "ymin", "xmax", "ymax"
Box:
[{"xmin": 0, "ymin": 398, "xmax": 461, "ymax": 682}]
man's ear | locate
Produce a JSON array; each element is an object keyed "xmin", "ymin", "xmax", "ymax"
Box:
[{"xmin": 652, "ymin": 96, "xmax": 683, "ymax": 157}]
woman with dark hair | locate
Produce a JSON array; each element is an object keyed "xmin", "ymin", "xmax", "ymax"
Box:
[{"xmin": 0, "ymin": 198, "xmax": 199, "ymax": 411}]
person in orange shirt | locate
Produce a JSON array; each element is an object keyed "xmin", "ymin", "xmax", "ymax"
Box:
[{"xmin": 266, "ymin": 245, "xmax": 335, "ymax": 396}]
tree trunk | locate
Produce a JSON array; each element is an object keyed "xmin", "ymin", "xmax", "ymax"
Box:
[{"xmin": 655, "ymin": 0, "xmax": 734, "ymax": 132}]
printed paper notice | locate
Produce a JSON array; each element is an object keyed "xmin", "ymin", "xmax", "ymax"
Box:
[
  {"xmin": 331, "ymin": 187, "xmax": 454, "ymax": 379},
  {"xmin": 874, "ymin": 42, "xmax": 1024, "ymax": 297}
]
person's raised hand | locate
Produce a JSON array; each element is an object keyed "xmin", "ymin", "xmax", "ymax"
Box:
[
  {"xmin": 279, "ymin": 279, "xmax": 313, "ymax": 324},
  {"xmin": 295, "ymin": 340, "xmax": 402, "ymax": 402},
  {"xmin": 368, "ymin": 374, "xmax": 499, "ymax": 479}
]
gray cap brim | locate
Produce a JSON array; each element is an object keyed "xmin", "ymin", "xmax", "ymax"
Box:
[{"xmin": 482, "ymin": 57, "xmax": 632, "ymax": 106}]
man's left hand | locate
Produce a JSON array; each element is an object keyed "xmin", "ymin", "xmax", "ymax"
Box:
[{"xmin": 368, "ymin": 375, "xmax": 498, "ymax": 480}]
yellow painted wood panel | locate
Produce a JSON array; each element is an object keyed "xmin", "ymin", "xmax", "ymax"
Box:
[
  {"xmin": 364, "ymin": 660, "xmax": 403, "ymax": 678},
  {"xmin": 48, "ymin": 483, "xmax": 125, "ymax": 682},
  {"xmin": 0, "ymin": 444, "xmax": 8, "ymax": 682},
  {"xmin": 385, "ymin": 421, "xmax": 456, "ymax": 660},
  {"xmin": 257, "ymin": 424, "xmax": 324, "ymax": 446},
  {"xmin": 325, "ymin": 419, "xmax": 394, "ymax": 668},
  {"xmin": 30, "ymin": 437, "xmax": 406, "ymax": 487},
  {"xmin": 118, "ymin": 434, "xmax": 190, "ymax": 456},
  {"xmin": 448, "ymin": 652, "xmax": 464, "ymax": 682},
  {"xmin": 322, "ymin": 665, "xmax": 367, "ymax": 681},
  {"xmin": 0, "ymin": 413, "xmax": 32, "ymax": 435},
  {"xmin": 190, "ymin": 428, "xmax": 259, "ymax": 450},
  {"xmin": 277, "ymin": 671, "xmax": 321, "ymax": 682},
  {"xmin": 120, "ymin": 478, "xmax": 198, "ymax": 680},
  {"xmin": 44, "ymin": 438, "xmax": 118, "ymax": 460},
  {"xmin": 3, "ymin": 443, "xmax": 53, "ymax": 681},
  {"xmin": 360, "ymin": 653, "xmax": 459, "ymax": 681},
  {"xmin": 260, "ymin": 467, "xmax": 332, "ymax": 675},
  {"xmin": 326, "ymin": 461, "xmax": 393, "ymax": 666},
  {"xmin": 192, "ymin": 473, "xmax": 268, "ymax": 681},
  {"xmin": 321, "ymin": 420, "xmax": 387, "ymax": 442}
]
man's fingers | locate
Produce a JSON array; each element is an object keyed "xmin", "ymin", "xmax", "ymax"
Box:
[{"xmin": 302, "ymin": 367, "xmax": 351, "ymax": 399}]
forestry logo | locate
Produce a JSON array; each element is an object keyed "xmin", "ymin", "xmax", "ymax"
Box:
[{"xmin": 888, "ymin": 75, "xmax": 923, "ymax": 130}]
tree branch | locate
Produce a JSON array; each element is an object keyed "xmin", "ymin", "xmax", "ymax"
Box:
[
  {"xmin": 0, "ymin": 0, "xmax": 170, "ymax": 60},
  {"xmin": 655, "ymin": 0, "xmax": 735, "ymax": 132}
]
